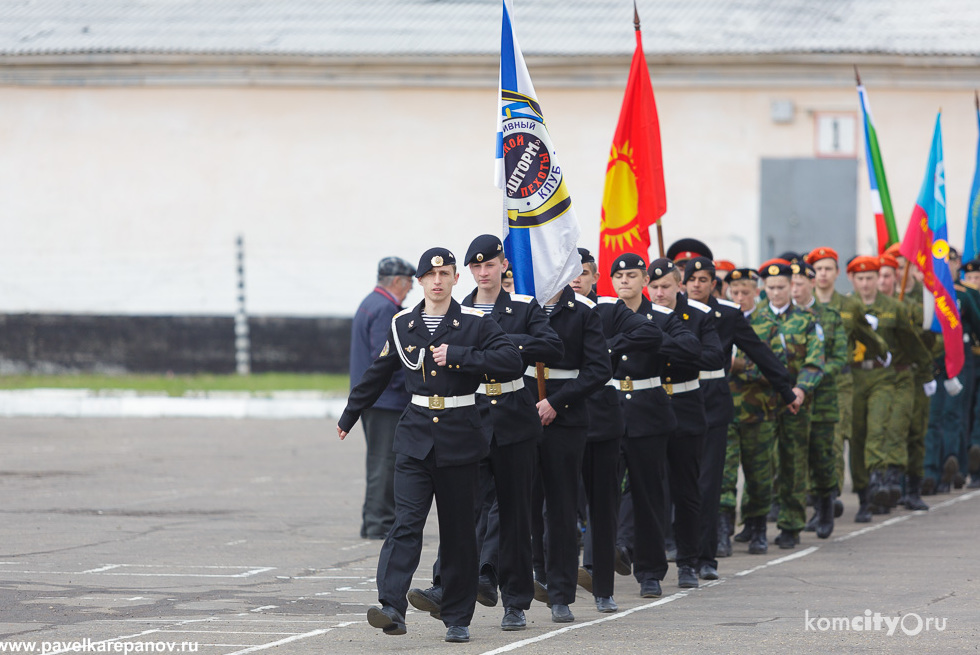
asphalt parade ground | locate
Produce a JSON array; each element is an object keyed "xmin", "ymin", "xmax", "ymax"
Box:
[{"xmin": 1, "ymin": 418, "xmax": 977, "ymax": 654}]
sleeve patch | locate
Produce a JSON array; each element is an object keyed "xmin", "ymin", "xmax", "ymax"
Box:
[{"xmin": 380, "ymin": 340, "xmax": 390, "ymax": 357}]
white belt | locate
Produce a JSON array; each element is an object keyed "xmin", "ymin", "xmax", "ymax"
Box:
[
  {"xmin": 476, "ymin": 378, "xmax": 525, "ymax": 396},
  {"xmin": 699, "ymin": 369, "xmax": 726, "ymax": 380},
  {"xmin": 663, "ymin": 379, "xmax": 700, "ymax": 395},
  {"xmin": 411, "ymin": 394, "xmax": 476, "ymax": 410},
  {"xmin": 525, "ymin": 365, "xmax": 579, "ymax": 380},
  {"xmin": 607, "ymin": 376, "xmax": 661, "ymax": 392}
]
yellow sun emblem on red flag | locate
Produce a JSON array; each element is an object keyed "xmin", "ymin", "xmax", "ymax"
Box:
[{"xmin": 601, "ymin": 142, "xmax": 644, "ymax": 251}]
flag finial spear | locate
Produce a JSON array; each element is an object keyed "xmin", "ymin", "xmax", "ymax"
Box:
[
  {"xmin": 634, "ymin": 0, "xmax": 640, "ymax": 32},
  {"xmin": 975, "ymin": 90, "xmax": 979, "ymax": 111},
  {"xmin": 854, "ymin": 65, "xmax": 862, "ymax": 86}
]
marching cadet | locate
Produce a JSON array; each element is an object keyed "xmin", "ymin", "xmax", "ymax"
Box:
[
  {"xmin": 754, "ymin": 261, "xmax": 824, "ymax": 549},
  {"xmin": 806, "ymin": 247, "xmax": 888, "ymax": 518},
  {"xmin": 646, "ymin": 257, "xmax": 727, "ymax": 586},
  {"xmin": 528, "ymin": 260, "xmax": 612, "ymax": 624},
  {"xmin": 611, "ymin": 254, "xmax": 702, "ymax": 596},
  {"xmin": 406, "ymin": 235, "xmax": 564, "ymax": 632},
  {"xmin": 572, "ymin": 248, "xmax": 662, "ymax": 613},
  {"xmin": 792, "ymin": 261, "xmax": 845, "ymax": 538},
  {"xmin": 683, "ymin": 257, "xmax": 796, "ymax": 575},
  {"xmin": 336, "ymin": 247, "xmax": 522, "ymax": 644},
  {"xmin": 847, "ymin": 255, "xmax": 933, "ymax": 521},
  {"xmin": 960, "ymin": 259, "xmax": 980, "ymax": 488}
]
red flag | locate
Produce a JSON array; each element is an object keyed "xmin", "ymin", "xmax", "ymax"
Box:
[{"xmin": 596, "ymin": 24, "xmax": 666, "ymax": 297}]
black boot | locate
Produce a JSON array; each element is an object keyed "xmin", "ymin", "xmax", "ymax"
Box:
[
  {"xmin": 869, "ymin": 470, "xmax": 889, "ymax": 508},
  {"xmin": 717, "ymin": 511, "xmax": 734, "ymax": 558},
  {"xmin": 748, "ymin": 517, "xmax": 768, "ymax": 555},
  {"xmin": 855, "ymin": 488, "xmax": 872, "ymax": 523},
  {"xmin": 904, "ymin": 475, "xmax": 930, "ymax": 511},
  {"xmin": 815, "ymin": 493, "xmax": 835, "ymax": 539},
  {"xmin": 733, "ymin": 521, "xmax": 752, "ymax": 543},
  {"xmin": 885, "ymin": 466, "xmax": 903, "ymax": 507},
  {"xmin": 803, "ymin": 508, "xmax": 819, "ymax": 532},
  {"xmin": 766, "ymin": 501, "xmax": 780, "ymax": 523}
]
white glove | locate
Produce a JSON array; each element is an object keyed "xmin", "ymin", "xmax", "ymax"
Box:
[
  {"xmin": 944, "ymin": 377, "xmax": 964, "ymax": 397},
  {"xmin": 864, "ymin": 314, "xmax": 879, "ymax": 331},
  {"xmin": 923, "ymin": 380, "xmax": 937, "ymax": 397},
  {"xmin": 876, "ymin": 352, "xmax": 892, "ymax": 368}
]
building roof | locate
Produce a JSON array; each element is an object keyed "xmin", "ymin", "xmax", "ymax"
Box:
[{"xmin": 1, "ymin": 0, "xmax": 979, "ymax": 59}]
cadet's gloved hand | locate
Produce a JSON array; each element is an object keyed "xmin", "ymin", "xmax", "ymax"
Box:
[
  {"xmin": 944, "ymin": 377, "xmax": 964, "ymax": 397},
  {"xmin": 923, "ymin": 380, "xmax": 938, "ymax": 397},
  {"xmin": 876, "ymin": 352, "xmax": 892, "ymax": 368},
  {"xmin": 864, "ymin": 314, "xmax": 879, "ymax": 331}
]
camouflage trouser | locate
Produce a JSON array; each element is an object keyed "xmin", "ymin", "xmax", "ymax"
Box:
[
  {"xmin": 776, "ymin": 407, "xmax": 812, "ymax": 533},
  {"xmin": 852, "ymin": 367, "xmax": 895, "ymax": 489},
  {"xmin": 834, "ymin": 372, "xmax": 853, "ymax": 492},
  {"xmin": 883, "ymin": 368, "xmax": 915, "ymax": 471},
  {"xmin": 720, "ymin": 420, "xmax": 776, "ymax": 522},
  {"xmin": 807, "ymin": 420, "xmax": 838, "ymax": 498},
  {"xmin": 908, "ymin": 387, "xmax": 929, "ymax": 478}
]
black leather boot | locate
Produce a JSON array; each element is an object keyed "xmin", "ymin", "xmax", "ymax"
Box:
[
  {"xmin": 869, "ymin": 470, "xmax": 889, "ymax": 508},
  {"xmin": 855, "ymin": 488, "xmax": 872, "ymax": 523},
  {"xmin": 885, "ymin": 466, "xmax": 903, "ymax": 507},
  {"xmin": 815, "ymin": 493, "xmax": 835, "ymax": 539},
  {"xmin": 748, "ymin": 516, "xmax": 768, "ymax": 555},
  {"xmin": 717, "ymin": 511, "xmax": 734, "ymax": 558},
  {"xmin": 904, "ymin": 475, "xmax": 930, "ymax": 511}
]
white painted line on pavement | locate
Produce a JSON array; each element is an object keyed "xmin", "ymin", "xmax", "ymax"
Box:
[
  {"xmin": 733, "ymin": 546, "xmax": 820, "ymax": 576},
  {"xmin": 832, "ymin": 514, "xmax": 913, "ymax": 542},
  {"xmin": 79, "ymin": 564, "xmax": 123, "ymax": 573}
]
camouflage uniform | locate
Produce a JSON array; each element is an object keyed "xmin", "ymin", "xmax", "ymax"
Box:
[
  {"xmin": 802, "ymin": 299, "xmax": 846, "ymax": 501},
  {"xmin": 898, "ymin": 280, "xmax": 936, "ymax": 481},
  {"xmin": 852, "ymin": 292, "xmax": 931, "ymax": 498}
]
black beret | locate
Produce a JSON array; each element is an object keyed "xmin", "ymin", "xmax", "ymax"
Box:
[
  {"xmin": 725, "ymin": 268, "xmax": 760, "ymax": 283},
  {"xmin": 791, "ymin": 261, "xmax": 816, "ymax": 279},
  {"xmin": 666, "ymin": 238, "xmax": 713, "ymax": 263},
  {"xmin": 963, "ymin": 259, "xmax": 980, "ymax": 274},
  {"xmin": 758, "ymin": 259, "xmax": 794, "ymax": 278},
  {"xmin": 777, "ymin": 251, "xmax": 803, "ymax": 264},
  {"xmin": 377, "ymin": 256, "xmax": 416, "ymax": 277},
  {"xmin": 578, "ymin": 247, "xmax": 596, "ymax": 264},
  {"xmin": 610, "ymin": 253, "xmax": 648, "ymax": 277},
  {"xmin": 464, "ymin": 234, "xmax": 504, "ymax": 266},
  {"xmin": 416, "ymin": 247, "xmax": 457, "ymax": 278},
  {"xmin": 647, "ymin": 257, "xmax": 676, "ymax": 281},
  {"xmin": 683, "ymin": 256, "xmax": 716, "ymax": 283},
  {"xmin": 503, "ymin": 269, "xmax": 515, "ymax": 280}
]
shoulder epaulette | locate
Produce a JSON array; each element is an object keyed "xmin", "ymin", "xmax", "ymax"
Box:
[
  {"xmin": 597, "ymin": 296, "xmax": 620, "ymax": 305},
  {"xmin": 574, "ymin": 293, "xmax": 596, "ymax": 309},
  {"xmin": 688, "ymin": 299, "xmax": 711, "ymax": 313},
  {"xmin": 460, "ymin": 306, "xmax": 486, "ymax": 317},
  {"xmin": 509, "ymin": 293, "xmax": 534, "ymax": 304},
  {"xmin": 649, "ymin": 303, "xmax": 673, "ymax": 315},
  {"xmin": 716, "ymin": 299, "xmax": 740, "ymax": 310}
]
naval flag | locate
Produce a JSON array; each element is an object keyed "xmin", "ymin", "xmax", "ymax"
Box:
[{"xmin": 495, "ymin": 0, "xmax": 581, "ymax": 304}]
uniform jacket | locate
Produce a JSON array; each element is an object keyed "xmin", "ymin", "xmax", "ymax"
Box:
[
  {"xmin": 349, "ymin": 286, "xmax": 411, "ymax": 411},
  {"xmin": 667, "ymin": 293, "xmax": 725, "ymax": 437},
  {"xmin": 702, "ymin": 295, "xmax": 796, "ymax": 428},
  {"xmin": 339, "ymin": 298, "xmax": 522, "ymax": 466},
  {"xmin": 854, "ymin": 292, "xmax": 931, "ymax": 380},
  {"xmin": 529, "ymin": 286, "xmax": 613, "ymax": 429},
  {"xmin": 798, "ymin": 298, "xmax": 847, "ymax": 422},
  {"xmin": 585, "ymin": 294, "xmax": 664, "ymax": 442},
  {"xmin": 462, "ymin": 288, "xmax": 564, "ymax": 446},
  {"xmin": 826, "ymin": 290, "xmax": 888, "ymax": 365},
  {"xmin": 614, "ymin": 296, "xmax": 701, "ymax": 438}
]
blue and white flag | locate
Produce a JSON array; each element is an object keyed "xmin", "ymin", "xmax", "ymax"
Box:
[
  {"xmin": 495, "ymin": 0, "xmax": 581, "ymax": 304},
  {"xmin": 963, "ymin": 92, "xmax": 980, "ymax": 264}
]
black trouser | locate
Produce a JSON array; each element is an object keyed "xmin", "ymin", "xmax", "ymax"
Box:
[
  {"xmin": 697, "ymin": 423, "xmax": 729, "ymax": 570},
  {"xmin": 537, "ymin": 423, "xmax": 587, "ymax": 605},
  {"xmin": 360, "ymin": 407, "xmax": 399, "ymax": 538},
  {"xmin": 581, "ymin": 437, "xmax": 622, "ymax": 598},
  {"xmin": 623, "ymin": 435, "xmax": 669, "ymax": 581},
  {"xmin": 377, "ymin": 452, "xmax": 479, "ymax": 627},
  {"xmin": 669, "ymin": 431, "xmax": 705, "ymax": 569}
]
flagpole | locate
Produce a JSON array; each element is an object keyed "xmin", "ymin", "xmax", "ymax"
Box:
[
  {"xmin": 634, "ymin": 2, "xmax": 666, "ymax": 258},
  {"xmin": 898, "ymin": 260, "xmax": 911, "ymax": 301},
  {"xmin": 854, "ymin": 65, "xmax": 861, "ymax": 86}
]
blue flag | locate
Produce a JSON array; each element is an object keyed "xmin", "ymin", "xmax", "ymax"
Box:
[
  {"xmin": 964, "ymin": 94, "xmax": 980, "ymax": 264},
  {"xmin": 495, "ymin": 0, "xmax": 581, "ymax": 304}
]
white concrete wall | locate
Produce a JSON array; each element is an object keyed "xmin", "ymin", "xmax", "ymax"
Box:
[{"xmin": 0, "ymin": 80, "xmax": 976, "ymax": 317}]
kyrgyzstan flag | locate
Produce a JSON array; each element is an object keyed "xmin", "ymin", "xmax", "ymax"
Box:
[
  {"xmin": 899, "ymin": 113, "xmax": 964, "ymax": 378},
  {"xmin": 596, "ymin": 18, "xmax": 666, "ymax": 297}
]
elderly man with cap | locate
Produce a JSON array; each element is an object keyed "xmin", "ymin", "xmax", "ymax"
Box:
[
  {"xmin": 526, "ymin": 254, "xmax": 612, "ymax": 624},
  {"xmin": 806, "ymin": 247, "xmax": 888, "ymax": 517},
  {"xmin": 792, "ymin": 261, "xmax": 845, "ymax": 538},
  {"xmin": 609, "ymin": 254, "xmax": 702, "ymax": 595},
  {"xmin": 571, "ymin": 248, "xmax": 663, "ymax": 613},
  {"xmin": 750, "ymin": 260, "xmax": 824, "ymax": 549},
  {"xmin": 684, "ymin": 256, "xmax": 797, "ymax": 573},
  {"xmin": 337, "ymin": 247, "xmax": 522, "ymax": 643},
  {"xmin": 350, "ymin": 256, "xmax": 416, "ymax": 540},
  {"xmin": 407, "ymin": 234, "xmax": 563, "ymax": 631},
  {"xmin": 645, "ymin": 256, "xmax": 726, "ymax": 585},
  {"xmin": 847, "ymin": 255, "xmax": 933, "ymax": 522}
]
